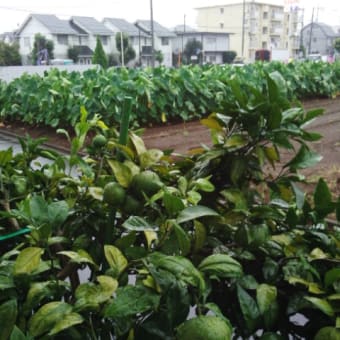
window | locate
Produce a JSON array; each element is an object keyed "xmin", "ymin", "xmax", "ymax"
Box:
[
  {"xmin": 263, "ymin": 12, "xmax": 268, "ymax": 19},
  {"xmin": 57, "ymin": 34, "xmax": 68, "ymax": 45},
  {"xmin": 24, "ymin": 37, "xmax": 30, "ymax": 47},
  {"xmin": 161, "ymin": 37, "xmax": 169, "ymax": 46},
  {"xmin": 220, "ymin": 8, "xmax": 224, "ymax": 14},
  {"xmin": 262, "ymin": 41, "xmax": 268, "ymax": 49},
  {"xmin": 100, "ymin": 36, "xmax": 108, "ymax": 45},
  {"xmin": 209, "ymin": 55, "xmax": 216, "ymax": 63},
  {"xmin": 207, "ymin": 37, "xmax": 217, "ymax": 44},
  {"xmin": 220, "ymin": 23, "xmax": 224, "ymax": 29},
  {"xmin": 313, "ymin": 37, "xmax": 317, "ymax": 43},
  {"xmin": 262, "ymin": 27, "xmax": 268, "ymax": 34}
]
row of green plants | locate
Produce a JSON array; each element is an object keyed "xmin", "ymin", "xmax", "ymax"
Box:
[
  {"xmin": 0, "ymin": 72, "xmax": 339, "ymax": 339},
  {"xmin": 0, "ymin": 61, "xmax": 339, "ymax": 128}
]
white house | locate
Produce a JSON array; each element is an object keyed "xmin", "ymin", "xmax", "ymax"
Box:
[
  {"xmin": 16, "ymin": 14, "xmax": 81, "ymax": 64},
  {"xmin": 172, "ymin": 27, "xmax": 231, "ymax": 65},
  {"xmin": 135, "ymin": 20, "xmax": 176, "ymax": 67},
  {"xmin": 70, "ymin": 16, "xmax": 115, "ymax": 57},
  {"xmin": 103, "ymin": 17, "xmax": 152, "ymax": 66}
]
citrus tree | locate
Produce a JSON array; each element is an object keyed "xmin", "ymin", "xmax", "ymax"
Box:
[{"xmin": 0, "ymin": 73, "xmax": 339, "ymax": 339}]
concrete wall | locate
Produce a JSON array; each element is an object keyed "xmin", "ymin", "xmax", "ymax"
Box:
[{"xmin": 0, "ymin": 65, "xmax": 98, "ymax": 83}]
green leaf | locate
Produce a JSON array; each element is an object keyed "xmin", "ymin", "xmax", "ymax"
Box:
[
  {"xmin": 14, "ymin": 247, "xmax": 43, "ymax": 275},
  {"xmin": 305, "ymin": 296, "xmax": 334, "ymax": 317},
  {"xmin": 88, "ymin": 187, "xmax": 103, "ymax": 200},
  {"xmin": 285, "ymin": 145, "xmax": 322, "ymax": 170},
  {"xmin": 129, "ymin": 132, "xmax": 147, "ymax": 155},
  {"xmin": 237, "ymin": 285, "xmax": 261, "ymax": 333},
  {"xmin": 256, "ymin": 284, "xmax": 277, "ymax": 314},
  {"xmin": 163, "ymin": 192, "xmax": 185, "ymax": 216},
  {"xmin": 176, "ymin": 205, "xmax": 219, "ymax": 224},
  {"xmin": 30, "ymin": 196, "xmax": 49, "ymax": 225},
  {"xmin": 314, "ymin": 326, "xmax": 340, "ymax": 340},
  {"xmin": 122, "ymin": 216, "xmax": 158, "ymax": 231},
  {"xmin": 49, "ymin": 313, "xmax": 84, "ymax": 336},
  {"xmin": 198, "ymin": 254, "xmax": 243, "ymax": 278},
  {"xmin": 173, "ymin": 222, "xmax": 191, "ymax": 256},
  {"xmin": 149, "ymin": 253, "xmax": 206, "ymax": 293},
  {"xmin": 107, "ymin": 159, "xmax": 132, "ymax": 188},
  {"xmin": 314, "ymin": 178, "xmax": 334, "ymax": 216},
  {"xmin": 291, "ymin": 182, "xmax": 305, "ymax": 210},
  {"xmin": 0, "ymin": 148, "xmax": 13, "ymax": 166},
  {"xmin": 193, "ymin": 220, "xmax": 207, "ymax": 252},
  {"xmin": 225, "ymin": 134, "xmax": 248, "ymax": 149},
  {"xmin": 28, "ymin": 302, "xmax": 73, "ymax": 337},
  {"xmin": 104, "ymin": 285, "xmax": 160, "ymax": 318},
  {"xmin": 24, "ymin": 282, "xmax": 54, "ymax": 312},
  {"xmin": 48, "ymin": 201, "xmax": 69, "ymax": 228},
  {"xmin": 9, "ymin": 326, "xmax": 27, "ymax": 340},
  {"xmin": 104, "ymin": 245, "xmax": 128, "ymax": 277},
  {"xmin": 325, "ymin": 268, "xmax": 340, "ymax": 289},
  {"xmin": 0, "ymin": 300, "xmax": 17, "ymax": 340},
  {"xmin": 195, "ymin": 177, "xmax": 215, "ymax": 192},
  {"xmin": 58, "ymin": 250, "xmax": 96, "ymax": 267},
  {"xmin": 139, "ymin": 149, "xmax": 164, "ymax": 168}
]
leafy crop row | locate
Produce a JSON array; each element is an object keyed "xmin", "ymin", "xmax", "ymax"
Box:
[
  {"xmin": 0, "ymin": 72, "xmax": 339, "ymax": 339},
  {"xmin": 0, "ymin": 61, "xmax": 339, "ymax": 128}
]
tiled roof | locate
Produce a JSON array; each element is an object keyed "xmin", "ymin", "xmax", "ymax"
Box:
[
  {"xmin": 75, "ymin": 45, "xmax": 94, "ymax": 56},
  {"xmin": 136, "ymin": 20, "xmax": 176, "ymax": 37},
  {"xmin": 71, "ymin": 16, "xmax": 113, "ymax": 35},
  {"xmin": 31, "ymin": 14, "xmax": 79, "ymax": 34},
  {"xmin": 104, "ymin": 18, "xmax": 149, "ymax": 37}
]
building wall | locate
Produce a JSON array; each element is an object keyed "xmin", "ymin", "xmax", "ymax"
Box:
[
  {"xmin": 301, "ymin": 24, "xmax": 336, "ymax": 55},
  {"xmin": 172, "ymin": 33, "xmax": 230, "ymax": 64},
  {"xmin": 196, "ymin": 2, "xmax": 290, "ymax": 61}
]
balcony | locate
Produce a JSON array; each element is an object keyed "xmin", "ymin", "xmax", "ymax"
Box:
[
  {"xmin": 271, "ymin": 12, "xmax": 284, "ymax": 21},
  {"xmin": 270, "ymin": 27, "xmax": 283, "ymax": 35}
]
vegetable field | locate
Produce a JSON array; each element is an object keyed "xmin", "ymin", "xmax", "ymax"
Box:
[
  {"xmin": 0, "ymin": 64, "xmax": 340, "ymax": 339},
  {"xmin": 0, "ymin": 61, "xmax": 339, "ymax": 128}
]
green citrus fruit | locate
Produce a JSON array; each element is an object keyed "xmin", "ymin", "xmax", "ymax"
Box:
[
  {"xmin": 177, "ymin": 316, "xmax": 232, "ymax": 340},
  {"xmin": 103, "ymin": 182, "xmax": 126, "ymax": 207},
  {"xmin": 92, "ymin": 134, "xmax": 107, "ymax": 148},
  {"xmin": 123, "ymin": 195, "xmax": 143, "ymax": 215},
  {"xmin": 131, "ymin": 170, "xmax": 163, "ymax": 198}
]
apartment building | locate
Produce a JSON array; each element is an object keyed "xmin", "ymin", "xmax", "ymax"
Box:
[{"xmin": 196, "ymin": 1, "xmax": 301, "ymax": 61}]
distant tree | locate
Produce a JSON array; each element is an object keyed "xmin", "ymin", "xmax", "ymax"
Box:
[
  {"xmin": 115, "ymin": 33, "xmax": 136, "ymax": 65},
  {"xmin": 0, "ymin": 41, "xmax": 21, "ymax": 65},
  {"xmin": 155, "ymin": 50, "xmax": 164, "ymax": 65},
  {"xmin": 68, "ymin": 46, "xmax": 81, "ymax": 63},
  {"xmin": 222, "ymin": 51, "xmax": 237, "ymax": 64},
  {"xmin": 92, "ymin": 37, "xmax": 108, "ymax": 68},
  {"xmin": 108, "ymin": 53, "xmax": 120, "ymax": 67},
  {"xmin": 184, "ymin": 39, "xmax": 203, "ymax": 64},
  {"xmin": 31, "ymin": 33, "xmax": 54, "ymax": 65},
  {"xmin": 334, "ymin": 38, "xmax": 340, "ymax": 53}
]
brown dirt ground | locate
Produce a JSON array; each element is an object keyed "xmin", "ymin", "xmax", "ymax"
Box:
[{"xmin": 0, "ymin": 97, "xmax": 339, "ymax": 194}]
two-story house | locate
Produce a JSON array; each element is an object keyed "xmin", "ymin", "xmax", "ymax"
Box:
[
  {"xmin": 135, "ymin": 20, "xmax": 176, "ymax": 67},
  {"xmin": 103, "ymin": 17, "xmax": 151, "ymax": 66},
  {"xmin": 173, "ymin": 26, "xmax": 231, "ymax": 65},
  {"xmin": 70, "ymin": 16, "xmax": 115, "ymax": 57},
  {"xmin": 16, "ymin": 14, "xmax": 81, "ymax": 65},
  {"xmin": 301, "ymin": 22, "xmax": 340, "ymax": 56}
]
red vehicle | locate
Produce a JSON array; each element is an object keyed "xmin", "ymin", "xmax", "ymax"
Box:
[{"xmin": 255, "ymin": 49, "xmax": 271, "ymax": 61}]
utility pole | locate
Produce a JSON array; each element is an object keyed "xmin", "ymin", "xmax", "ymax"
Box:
[
  {"xmin": 120, "ymin": 31, "xmax": 125, "ymax": 67},
  {"xmin": 308, "ymin": 7, "xmax": 315, "ymax": 54},
  {"xmin": 241, "ymin": 0, "xmax": 246, "ymax": 58},
  {"xmin": 150, "ymin": 0, "xmax": 155, "ymax": 67}
]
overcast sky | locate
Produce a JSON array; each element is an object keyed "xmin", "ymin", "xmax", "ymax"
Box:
[{"xmin": 0, "ymin": 0, "xmax": 339, "ymax": 33}]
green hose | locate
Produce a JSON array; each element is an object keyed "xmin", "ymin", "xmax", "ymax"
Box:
[{"xmin": 0, "ymin": 227, "xmax": 31, "ymax": 242}]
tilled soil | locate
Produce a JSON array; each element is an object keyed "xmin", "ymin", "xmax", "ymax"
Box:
[{"xmin": 0, "ymin": 97, "xmax": 339, "ymax": 193}]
